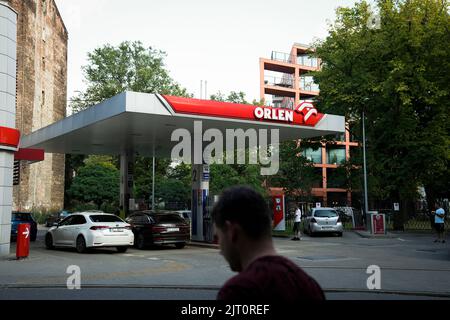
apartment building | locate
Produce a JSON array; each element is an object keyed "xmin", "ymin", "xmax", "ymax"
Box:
[{"xmin": 260, "ymin": 43, "xmax": 358, "ymax": 207}]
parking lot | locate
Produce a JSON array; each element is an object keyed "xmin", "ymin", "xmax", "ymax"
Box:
[{"xmin": 0, "ymin": 227, "xmax": 449, "ymax": 300}]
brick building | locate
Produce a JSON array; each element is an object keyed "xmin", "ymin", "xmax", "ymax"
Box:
[{"xmin": 5, "ymin": 0, "xmax": 67, "ymax": 211}]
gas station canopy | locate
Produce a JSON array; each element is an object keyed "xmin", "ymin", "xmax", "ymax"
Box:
[{"xmin": 20, "ymin": 92, "xmax": 345, "ymax": 156}]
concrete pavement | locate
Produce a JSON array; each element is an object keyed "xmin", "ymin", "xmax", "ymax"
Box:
[{"xmin": 0, "ymin": 228, "xmax": 449, "ymax": 300}]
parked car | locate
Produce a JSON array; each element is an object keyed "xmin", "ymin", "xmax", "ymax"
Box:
[
  {"xmin": 11, "ymin": 212, "xmax": 37, "ymax": 242},
  {"xmin": 45, "ymin": 212, "xmax": 134, "ymax": 253},
  {"xmin": 125, "ymin": 210, "xmax": 190, "ymax": 250},
  {"xmin": 176, "ymin": 210, "xmax": 192, "ymax": 221},
  {"xmin": 45, "ymin": 210, "xmax": 72, "ymax": 227},
  {"xmin": 303, "ymin": 207, "xmax": 343, "ymax": 237}
]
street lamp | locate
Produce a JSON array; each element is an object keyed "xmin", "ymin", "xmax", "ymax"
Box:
[{"xmin": 362, "ymin": 104, "xmax": 369, "ymax": 216}]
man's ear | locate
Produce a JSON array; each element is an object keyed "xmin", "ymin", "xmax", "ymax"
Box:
[{"xmin": 225, "ymin": 221, "xmax": 241, "ymax": 243}]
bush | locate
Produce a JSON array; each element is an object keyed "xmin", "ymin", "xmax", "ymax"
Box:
[
  {"xmin": 69, "ymin": 201, "xmax": 98, "ymax": 212},
  {"xmin": 30, "ymin": 206, "xmax": 59, "ymax": 224},
  {"xmin": 100, "ymin": 202, "xmax": 117, "ymax": 214}
]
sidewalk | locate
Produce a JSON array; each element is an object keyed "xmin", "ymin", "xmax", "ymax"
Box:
[
  {"xmin": 188, "ymin": 241, "xmax": 219, "ymax": 249},
  {"xmin": 353, "ymin": 229, "xmax": 398, "ymax": 239}
]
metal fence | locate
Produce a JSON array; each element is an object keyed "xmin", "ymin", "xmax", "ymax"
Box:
[{"xmin": 283, "ymin": 208, "xmax": 449, "ymax": 232}]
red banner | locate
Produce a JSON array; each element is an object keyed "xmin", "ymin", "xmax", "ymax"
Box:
[
  {"xmin": 372, "ymin": 214, "xmax": 385, "ymax": 234},
  {"xmin": 272, "ymin": 196, "xmax": 284, "ymax": 230}
]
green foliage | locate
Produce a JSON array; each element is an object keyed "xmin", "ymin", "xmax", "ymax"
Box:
[
  {"xmin": 70, "ymin": 41, "xmax": 191, "ymax": 113},
  {"xmin": 313, "ymin": 0, "xmax": 450, "ymax": 221},
  {"xmin": 67, "ymin": 162, "xmax": 120, "ymax": 209},
  {"xmin": 209, "ymin": 90, "xmax": 264, "ymax": 106},
  {"xmin": 69, "ymin": 201, "xmax": 99, "ymax": 212},
  {"xmin": 267, "ymin": 141, "xmax": 317, "ymax": 202},
  {"xmin": 210, "ymin": 90, "xmax": 248, "ymax": 104},
  {"xmin": 30, "ymin": 207, "xmax": 60, "ymax": 224},
  {"xmin": 210, "ymin": 162, "xmax": 266, "ymax": 197},
  {"xmin": 66, "ymin": 41, "xmax": 192, "ymax": 208}
]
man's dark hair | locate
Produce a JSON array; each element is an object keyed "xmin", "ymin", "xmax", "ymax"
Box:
[{"xmin": 212, "ymin": 186, "xmax": 272, "ymax": 239}]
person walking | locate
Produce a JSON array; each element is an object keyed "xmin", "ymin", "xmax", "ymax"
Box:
[
  {"xmin": 212, "ymin": 186, "xmax": 325, "ymax": 301},
  {"xmin": 292, "ymin": 205, "xmax": 302, "ymax": 241},
  {"xmin": 433, "ymin": 203, "xmax": 446, "ymax": 243}
]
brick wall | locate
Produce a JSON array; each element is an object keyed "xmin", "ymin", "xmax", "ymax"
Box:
[{"xmin": 7, "ymin": 0, "xmax": 67, "ymax": 211}]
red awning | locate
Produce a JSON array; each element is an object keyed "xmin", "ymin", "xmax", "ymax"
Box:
[{"xmin": 14, "ymin": 148, "xmax": 44, "ymax": 162}]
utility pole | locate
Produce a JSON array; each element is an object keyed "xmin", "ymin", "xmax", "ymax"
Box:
[
  {"xmin": 362, "ymin": 110, "xmax": 369, "ymax": 216},
  {"xmin": 152, "ymin": 155, "xmax": 155, "ymax": 210}
]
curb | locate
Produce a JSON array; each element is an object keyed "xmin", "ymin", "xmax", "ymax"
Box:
[
  {"xmin": 352, "ymin": 230, "xmax": 397, "ymax": 239},
  {"xmin": 187, "ymin": 241, "xmax": 219, "ymax": 249}
]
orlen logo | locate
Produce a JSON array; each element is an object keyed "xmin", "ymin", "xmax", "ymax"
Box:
[
  {"xmin": 295, "ymin": 101, "xmax": 320, "ymax": 126},
  {"xmin": 254, "ymin": 102, "xmax": 323, "ymax": 127}
]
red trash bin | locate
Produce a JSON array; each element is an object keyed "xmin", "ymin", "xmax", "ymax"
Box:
[{"xmin": 16, "ymin": 223, "xmax": 30, "ymax": 259}]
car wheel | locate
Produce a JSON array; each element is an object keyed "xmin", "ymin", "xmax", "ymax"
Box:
[
  {"xmin": 337, "ymin": 232, "xmax": 343, "ymax": 237},
  {"xmin": 31, "ymin": 235, "xmax": 36, "ymax": 242},
  {"xmin": 45, "ymin": 233, "xmax": 54, "ymax": 249},
  {"xmin": 175, "ymin": 243, "xmax": 186, "ymax": 249},
  {"xmin": 135, "ymin": 233, "xmax": 146, "ymax": 250},
  {"xmin": 76, "ymin": 235, "xmax": 87, "ymax": 253},
  {"xmin": 116, "ymin": 246, "xmax": 128, "ymax": 253}
]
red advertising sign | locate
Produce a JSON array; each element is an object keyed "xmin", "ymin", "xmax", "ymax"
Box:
[
  {"xmin": 162, "ymin": 95, "xmax": 324, "ymax": 127},
  {"xmin": 272, "ymin": 196, "xmax": 285, "ymax": 230},
  {"xmin": 372, "ymin": 214, "xmax": 385, "ymax": 234},
  {"xmin": 16, "ymin": 223, "xmax": 30, "ymax": 259},
  {"xmin": 0, "ymin": 126, "xmax": 20, "ymax": 148}
]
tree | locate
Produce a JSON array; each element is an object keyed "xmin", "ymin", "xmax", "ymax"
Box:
[
  {"xmin": 70, "ymin": 41, "xmax": 191, "ymax": 113},
  {"xmin": 313, "ymin": 0, "xmax": 449, "ymax": 228},
  {"xmin": 210, "ymin": 90, "xmax": 264, "ymax": 106},
  {"xmin": 267, "ymin": 140, "xmax": 318, "ymax": 203},
  {"xmin": 67, "ymin": 162, "xmax": 119, "ymax": 209},
  {"xmin": 66, "ymin": 41, "xmax": 193, "ymax": 208}
]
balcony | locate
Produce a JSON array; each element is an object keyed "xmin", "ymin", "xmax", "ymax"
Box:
[
  {"xmin": 270, "ymin": 51, "xmax": 320, "ymax": 69},
  {"xmin": 264, "ymin": 75, "xmax": 294, "ymax": 89},
  {"xmin": 270, "ymin": 51, "xmax": 296, "ymax": 64},
  {"xmin": 299, "ymin": 76, "xmax": 320, "ymax": 92}
]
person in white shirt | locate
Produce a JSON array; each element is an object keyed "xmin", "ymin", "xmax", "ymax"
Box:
[
  {"xmin": 292, "ymin": 206, "xmax": 302, "ymax": 241},
  {"xmin": 433, "ymin": 203, "xmax": 446, "ymax": 243}
]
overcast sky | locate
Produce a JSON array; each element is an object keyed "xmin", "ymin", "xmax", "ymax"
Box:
[{"xmin": 54, "ymin": 0, "xmax": 366, "ymax": 107}]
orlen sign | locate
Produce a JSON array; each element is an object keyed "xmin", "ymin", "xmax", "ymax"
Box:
[
  {"xmin": 161, "ymin": 95, "xmax": 323, "ymax": 127},
  {"xmin": 254, "ymin": 101, "xmax": 323, "ymax": 126}
]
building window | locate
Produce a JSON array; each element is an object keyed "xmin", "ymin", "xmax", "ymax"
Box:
[
  {"xmin": 42, "ymin": 57, "xmax": 45, "ymax": 70},
  {"xmin": 327, "ymin": 148, "xmax": 346, "ymax": 165},
  {"xmin": 312, "ymin": 168, "xmax": 323, "ymax": 188},
  {"xmin": 41, "ymin": 90, "xmax": 45, "ymax": 107},
  {"xmin": 43, "ymin": 0, "xmax": 47, "ymax": 15},
  {"xmin": 327, "ymin": 169, "xmax": 347, "ymax": 189},
  {"xmin": 303, "ymin": 147, "xmax": 322, "ymax": 164}
]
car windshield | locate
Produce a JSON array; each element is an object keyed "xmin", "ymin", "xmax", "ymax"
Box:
[
  {"xmin": 314, "ymin": 210, "xmax": 338, "ymax": 218},
  {"xmin": 89, "ymin": 215, "xmax": 124, "ymax": 223},
  {"xmin": 154, "ymin": 214, "xmax": 185, "ymax": 223},
  {"xmin": 12, "ymin": 213, "xmax": 33, "ymax": 221}
]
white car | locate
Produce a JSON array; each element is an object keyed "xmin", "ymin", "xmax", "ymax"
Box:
[
  {"xmin": 303, "ymin": 207, "xmax": 344, "ymax": 237},
  {"xmin": 45, "ymin": 212, "xmax": 134, "ymax": 253}
]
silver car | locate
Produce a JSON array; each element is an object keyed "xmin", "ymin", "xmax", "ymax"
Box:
[{"xmin": 303, "ymin": 207, "xmax": 343, "ymax": 236}]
